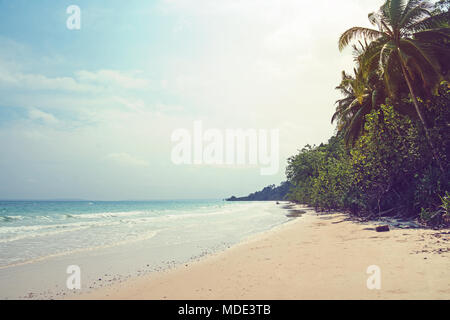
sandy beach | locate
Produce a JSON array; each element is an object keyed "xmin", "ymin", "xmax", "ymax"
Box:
[{"xmin": 78, "ymin": 206, "xmax": 450, "ymax": 300}]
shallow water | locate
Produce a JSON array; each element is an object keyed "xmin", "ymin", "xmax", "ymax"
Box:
[{"xmin": 0, "ymin": 200, "xmax": 290, "ymax": 299}]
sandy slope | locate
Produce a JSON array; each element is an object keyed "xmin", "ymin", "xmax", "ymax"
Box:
[{"xmin": 78, "ymin": 207, "xmax": 450, "ymax": 300}]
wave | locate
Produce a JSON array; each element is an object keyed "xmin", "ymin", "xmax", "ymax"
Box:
[
  {"xmin": 70, "ymin": 210, "xmax": 148, "ymax": 219},
  {"xmin": 0, "ymin": 229, "xmax": 163, "ymax": 269},
  {"xmin": 0, "ymin": 220, "xmax": 124, "ymax": 240},
  {"xmin": 0, "ymin": 202, "xmax": 264, "ymax": 243},
  {"xmin": 0, "ymin": 215, "xmax": 24, "ymax": 223},
  {"xmin": 0, "ymin": 210, "xmax": 151, "ymax": 224},
  {"xmin": 0, "ymin": 225, "xmax": 92, "ymax": 244}
]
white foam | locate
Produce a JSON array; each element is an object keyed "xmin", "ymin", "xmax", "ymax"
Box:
[{"xmin": 0, "ymin": 229, "xmax": 163, "ymax": 269}]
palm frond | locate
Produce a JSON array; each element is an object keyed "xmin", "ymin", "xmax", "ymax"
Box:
[
  {"xmin": 339, "ymin": 27, "xmax": 385, "ymax": 51},
  {"xmin": 404, "ymin": 0, "xmax": 428, "ymax": 14},
  {"xmin": 343, "ymin": 104, "xmax": 372, "ymax": 146},
  {"xmin": 369, "ymin": 12, "xmax": 381, "ymax": 27},
  {"xmin": 400, "ymin": 38, "xmax": 442, "ymax": 75},
  {"xmin": 400, "ymin": 5, "xmax": 433, "ymax": 31},
  {"xmin": 382, "ymin": 49, "xmax": 403, "ymax": 97},
  {"xmin": 408, "ymin": 11, "xmax": 450, "ymax": 32},
  {"xmin": 379, "ymin": 40, "xmax": 397, "ymax": 73},
  {"xmin": 387, "ymin": 0, "xmax": 408, "ymax": 28},
  {"xmin": 357, "ymin": 37, "xmax": 390, "ymax": 73},
  {"xmin": 413, "ymin": 28, "xmax": 450, "ymax": 42}
]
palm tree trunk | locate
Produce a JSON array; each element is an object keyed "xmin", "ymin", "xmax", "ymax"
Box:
[{"xmin": 398, "ymin": 56, "xmax": 445, "ymax": 174}]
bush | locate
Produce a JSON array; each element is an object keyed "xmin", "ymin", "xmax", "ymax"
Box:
[{"xmin": 286, "ymin": 98, "xmax": 448, "ymax": 220}]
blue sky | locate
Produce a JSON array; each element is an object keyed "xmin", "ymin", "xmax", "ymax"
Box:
[{"xmin": 0, "ymin": 0, "xmax": 380, "ymax": 200}]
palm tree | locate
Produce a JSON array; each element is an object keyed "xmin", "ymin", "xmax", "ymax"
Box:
[
  {"xmin": 333, "ymin": 43, "xmax": 386, "ymax": 146},
  {"xmin": 333, "ymin": 70, "xmax": 372, "ymax": 145},
  {"xmin": 338, "ymin": 0, "xmax": 450, "ymax": 173}
]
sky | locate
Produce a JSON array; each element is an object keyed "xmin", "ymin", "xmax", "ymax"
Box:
[{"xmin": 0, "ymin": 0, "xmax": 383, "ymax": 200}]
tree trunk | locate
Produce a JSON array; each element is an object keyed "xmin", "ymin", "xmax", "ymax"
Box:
[{"xmin": 398, "ymin": 55, "xmax": 445, "ymax": 174}]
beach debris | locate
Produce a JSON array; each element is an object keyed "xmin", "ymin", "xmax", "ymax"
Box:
[{"xmin": 376, "ymin": 225, "xmax": 390, "ymax": 232}]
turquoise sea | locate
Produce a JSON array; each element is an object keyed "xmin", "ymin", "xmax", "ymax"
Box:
[{"xmin": 0, "ymin": 200, "xmax": 289, "ymax": 298}]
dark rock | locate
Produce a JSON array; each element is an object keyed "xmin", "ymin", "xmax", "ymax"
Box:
[{"xmin": 376, "ymin": 225, "xmax": 390, "ymax": 232}]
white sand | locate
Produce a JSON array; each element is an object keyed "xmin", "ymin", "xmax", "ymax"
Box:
[{"xmin": 78, "ymin": 208, "xmax": 450, "ymax": 300}]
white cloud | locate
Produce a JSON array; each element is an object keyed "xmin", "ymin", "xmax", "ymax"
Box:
[
  {"xmin": 0, "ymin": 57, "xmax": 156, "ymax": 123},
  {"xmin": 75, "ymin": 70, "xmax": 150, "ymax": 89},
  {"xmin": 19, "ymin": 73, "xmax": 93, "ymax": 92},
  {"xmin": 28, "ymin": 108, "xmax": 59, "ymax": 125},
  {"xmin": 0, "ymin": 58, "xmax": 151, "ymax": 94},
  {"xmin": 105, "ymin": 153, "xmax": 149, "ymax": 167}
]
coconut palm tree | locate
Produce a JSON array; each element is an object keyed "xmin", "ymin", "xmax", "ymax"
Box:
[
  {"xmin": 333, "ymin": 70, "xmax": 373, "ymax": 145},
  {"xmin": 333, "ymin": 43, "xmax": 386, "ymax": 145},
  {"xmin": 338, "ymin": 0, "xmax": 450, "ymax": 173}
]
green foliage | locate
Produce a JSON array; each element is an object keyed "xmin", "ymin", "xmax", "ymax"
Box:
[
  {"xmin": 440, "ymin": 192, "xmax": 450, "ymax": 216},
  {"xmin": 286, "ymin": 137, "xmax": 353, "ymax": 211},
  {"xmin": 434, "ymin": 0, "xmax": 450, "ymax": 15},
  {"xmin": 286, "ymin": 95, "xmax": 449, "ymax": 219},
  {"xmin": 339, "ymin": 0, "xmax": 450, "ymax": 98},
  {"xmin": 286, "ymin": 1, "xmax": 449, "ymax": 222},
  {"xmin": 420, "ymin": 207, "xmax": 434, "ymax": 222},
  {"xmin": 336, "ymin": 0, "xmax": 450, "ymax": 173}
]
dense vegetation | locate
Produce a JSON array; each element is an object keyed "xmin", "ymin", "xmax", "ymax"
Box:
[
  {"xmin": 226, "ymin": 182, "xmax": 292, "ymax": 201},
  {"xmin": 286, "ymin": 0, "xmax": 450, "ymax": 226}
]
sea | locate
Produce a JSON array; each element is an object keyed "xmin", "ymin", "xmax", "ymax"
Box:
[{"xmin": 0, "ymin": 200, "xmax": 291, "ymax": 299}]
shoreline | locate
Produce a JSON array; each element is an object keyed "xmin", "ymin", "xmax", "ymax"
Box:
[
  {"xmin": 0, "ymin": 201, "xmax": 290, "ymax": 300},
  {"xmin": 77, "ymin": 206, "xmax": 450, "ymax": 300}
]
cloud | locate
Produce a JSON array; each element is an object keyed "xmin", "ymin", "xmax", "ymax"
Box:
[
  {"xmin": 0, "ymin": 67, "xmax": 150, "ymax": 92},
  {"xmin": 5, "ymin": 72, "xmax": 94, "ymax": 92},
  {"xmin": 105, "ymin": 153, "xmax": 149, "ymax": 167},
  {"xmin": 28, "ymin": 108, "xmax": 59, "ymax": 125},
  {"xmin": 75, "ymin": 70, "xmax": 150, "ymax": 89},
  {"xmin": 0, "ymin": 0, "xmax": 385, "ymax": 199},
  {"xmin": 0, "ymin": 52, "xmax": 156, "ymax": 120}
]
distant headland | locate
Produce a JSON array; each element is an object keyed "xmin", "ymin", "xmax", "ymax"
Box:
[{"xmin": 226, "ymin": 182, "xmax": 291, "ymax": 201}]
